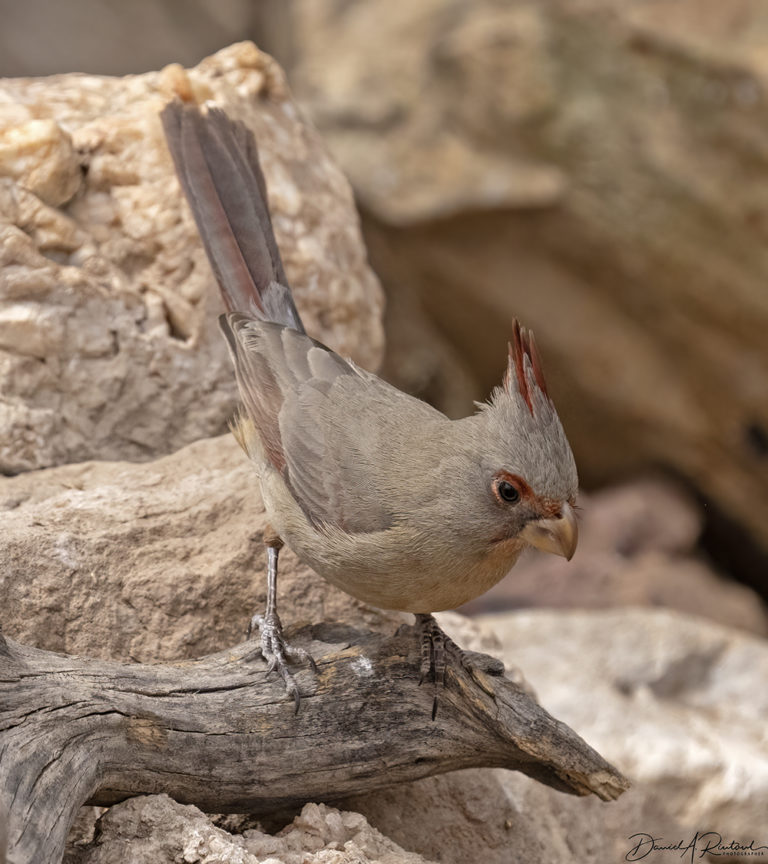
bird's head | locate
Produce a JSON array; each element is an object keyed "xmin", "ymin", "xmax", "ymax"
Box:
[{"xmin": 467, "ymin": 320, "xmax": 579, "ymax": 561}]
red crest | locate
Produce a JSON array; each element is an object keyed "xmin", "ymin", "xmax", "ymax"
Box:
[{"xmin": 504, "ymin": 319, "xmax": 548, "ymax": 414}]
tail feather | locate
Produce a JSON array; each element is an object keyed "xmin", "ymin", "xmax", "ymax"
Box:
[{"xmin": 160, "ymin": 101, "xmax": 304, "ymax": 333}]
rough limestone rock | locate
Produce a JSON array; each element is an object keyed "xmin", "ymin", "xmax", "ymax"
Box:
[
  {"xmin": 461, "ymin": 479, "xmax": 768, "ymax": 635},
  {"xmin": 341, "ymin": 766, "xmax": 688, "ymax": 864},
  {"xmin": 482, "ymin": 608, "xmax": 768, "ymax": 841},
  {"xmin": 0, "ymin": 42, "xmax": 383, "ymax": 473},
  {"xmin": 0, "ymin": 433, "xmax": 394, "ymax": 663},
  {"xmin": 68, "ymin": 776, "xmax": 686, "ymax": 864},
  {"xmin": 288, "ymin": 0, "xmax": 768, "ymax": 557},
  {"xmin": 71, "ymin": 797, "xmax": 433, "ymax": 864}
]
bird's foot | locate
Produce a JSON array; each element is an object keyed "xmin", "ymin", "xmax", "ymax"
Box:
[
  {"xmin": 415, "ymin": 614, "xmax": 505, "ymax": 718},
  {"xmin": 415, "ymin": 614, "xmax": 505, "ymax": 682},
  {"xmin": 247, "ymin": 611, "xmax": 318, "ymax": 713}
]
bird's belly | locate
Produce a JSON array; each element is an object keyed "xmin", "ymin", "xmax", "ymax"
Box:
[{"xmin": 299, "ymin": 537, "xmax": 525, "ymax": 614}]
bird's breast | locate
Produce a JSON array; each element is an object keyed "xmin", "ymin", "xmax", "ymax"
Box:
[{"xmin": 262, "ymin": 464, "xmax": 526, "ymax": 613}]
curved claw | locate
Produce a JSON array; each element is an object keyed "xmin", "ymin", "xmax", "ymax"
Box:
[
  {"xmin": 285, "ymin": 643, "xmax": 319, "ymax": 674},
  {"xmin": 275, "ymin": 664, "xmax": 301, "ymax": 715},
  {"xmin": 249, "ymin": 611, "xmax": 317, "ymax": 712}
]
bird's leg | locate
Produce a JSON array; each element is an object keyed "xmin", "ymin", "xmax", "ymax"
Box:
[
  {"xmin": 247, "ymin": 528, "xmax": 317, "ymax": 713},
  {"xmin": 416, "ymin": 613, "xmax": 457, "ymax": 691},
  {"xmin": 415, "ymin": 613, "xmax": 452, "ymax": 720}
]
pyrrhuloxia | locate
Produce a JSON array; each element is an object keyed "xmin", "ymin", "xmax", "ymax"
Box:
[{"xmin": 161, "ymin": 102, "xmax": 578, "ymax": 706}]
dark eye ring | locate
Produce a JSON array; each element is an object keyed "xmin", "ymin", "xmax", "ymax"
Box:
[{"xmin": 496, "ymin": 480, "xmax": 520, "ymax": 504}]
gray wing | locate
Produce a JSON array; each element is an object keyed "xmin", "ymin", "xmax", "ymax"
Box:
[{"xmin": 221, "ymin": 313, "xmax": 445, "ymax": 533}]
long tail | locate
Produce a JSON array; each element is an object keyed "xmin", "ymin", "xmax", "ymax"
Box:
[{"xmin": 160, "ymin": 101, "xmax": 305, "ymax": 333}]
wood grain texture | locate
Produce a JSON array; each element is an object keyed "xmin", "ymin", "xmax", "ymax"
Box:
[{"xmin": 0, "ymin": 622, "xmax": 629, "ymax": 864}]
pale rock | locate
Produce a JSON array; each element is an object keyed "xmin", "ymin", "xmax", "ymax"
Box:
[
  {"xmin": 291, "ymin": 0, "xmax": 564, "ymax": 224},
  {"xmin": 0, "ymin": 433, "xmax": 394, "ymax": 663},
  {"xmin": 72, "ymin": 796, "xmax": 434, "ymax": 864},
  {"xmin": 0, "ymin": 119, "xmax": 81, "ymax": 207},
  {"xmin": 340, "ymin": 767, "xmax": 686, "ymax": 864},
  {"xmin": 481, "ymin": 608, "xmax": 768, "ymax": 840},
  {"xmin": 0, "ymin": 43, "xmax": 383, "ymax": 472}
]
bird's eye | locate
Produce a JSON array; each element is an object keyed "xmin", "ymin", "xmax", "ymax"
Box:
[{"xmin": 496, "ymin": 480, "xmax": 520, "ymax": 504}]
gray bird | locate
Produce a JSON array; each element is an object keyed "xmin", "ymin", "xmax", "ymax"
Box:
[{"xmin": 161, "ymin": 102, "xmax": 578, "ymax": 708}]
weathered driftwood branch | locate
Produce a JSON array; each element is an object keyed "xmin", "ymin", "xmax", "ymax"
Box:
[{"xmin": 0, "ymin": 622, "xmax": 629, "ymax": 864}]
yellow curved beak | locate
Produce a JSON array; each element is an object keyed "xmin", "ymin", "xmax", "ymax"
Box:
[{"xmin": 520, "ymin": 501, "xmax": 578, "ymax": 561}]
